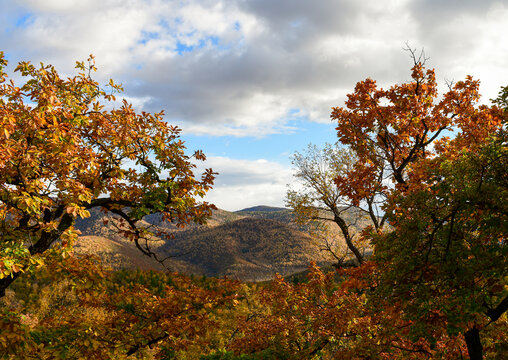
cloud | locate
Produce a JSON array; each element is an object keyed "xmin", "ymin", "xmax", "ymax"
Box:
[
  {"xmin": 409, "ymin": 0, "xmax": 502, "ymax": 29},
  {"xmin": 1, "ymin": 0, "xmax": 421, "ymax": 137},
  {"xmin": 406, "ymin": 1, "xmax": 508, "ymax": 102},
  {"xmin": 195, "ymin": 156, "xmax": 295, "ymax": 211},
  {"xmin": 127, "ymin": 0, "xmax": 417, "ymax": 132}
]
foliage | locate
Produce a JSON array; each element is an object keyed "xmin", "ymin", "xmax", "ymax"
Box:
[
  {"xmin": 228, "ymin": 262, "xmax": 471, "ymax": 359},
  {"xmin": 330, "ymin": 51, "xmax": 503, "ymax": 206},
  {"xmin": 0, "ymin": 51, "xmax": 215, "ymax": 296},
  {"xmin": 1, "ymin": 51, "xmax": 507, "ymax": 360},
  {"xmin": 201, "ymin": 349, "xmax": 291, "ymax": 359},
  {"xmin": 492, "ymin": 85, "xmax": 508, "ymax": 111},
  {"xmin": 372, "ymin": 130, "xmax": 507, "ymax": 358},
  {"xmin": 330, "ymin": 51, "xmax": 507, "ymax": 359},
  {"xmin": 1, "ymin": 253, "xmax": 242, "ymax": 359}
]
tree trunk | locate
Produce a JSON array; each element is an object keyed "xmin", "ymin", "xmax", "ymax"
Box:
[
  {"xmin": 464, "ymin": 326, "xmax": 483, "ymax": 360},
  {"xmin": 0, "ymin": 273, "xmax": 21, "ymax": 298},
  {"xmin": 0, "ymin": 213, "xmax": 75, "ymax": 299},
  {"xmin": 333, "ymin": 212, "xmax": 364, "ymax": 264}
]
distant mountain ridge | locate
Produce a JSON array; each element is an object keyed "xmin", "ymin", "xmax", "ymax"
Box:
[
  {"xmin": 236, "ymin": 205, "xmax": 288, "ymax": 213},
  {"xmin": 234, "ymin": 206, "xmax": 301, "ymax": 229}
]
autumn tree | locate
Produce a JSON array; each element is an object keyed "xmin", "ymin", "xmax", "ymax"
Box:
[
  {"xmin": 1, "ymin": 252, "xmax": 242, "ymax": 358},
  {"xmin": 229, "ymin": 261, "xmax": 468, "ymax": 359},
  {"xmin": 331, "ymin": 48, "xmax": 507, "ymax": 359},
  {"xmin": 0, "ymin": 52, "xmax": 216, "ymax": 297},
  {"xmin": 212, "ymin": 51, "xmax": 507, "ymax": 360},
  {"xmin": 372, "ymin": 132, "xmax": 507, "ymax": 360},
  {"xmin": 286, "ymin": 144, "xmax": 385, "ymax": 265},
  {"xmin": 331, "ymin": 50, "xmax": 448, "ymax": 204}
]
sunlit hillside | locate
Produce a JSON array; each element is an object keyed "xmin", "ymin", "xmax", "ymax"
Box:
[{"xmin": 73, "ymin": 207, "xmax": 337, "ymax": 280}]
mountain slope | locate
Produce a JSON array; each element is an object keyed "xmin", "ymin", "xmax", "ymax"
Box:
[
  {"xmin": 73, "ymin": 207, "xmax": 334, "ymax": 281},
  {"xmin": 159, "ymin": 217, "xmax": 331, "ymax": 280},
  {"xmin": 236, "ymin": 205, "xmax": 288, "ymax": 213},
  {"xmin": 235, "ymin": 206, "xmax": 298, "ymax": 227}
]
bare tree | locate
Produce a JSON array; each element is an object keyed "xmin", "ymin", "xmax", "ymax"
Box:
[{"xmin": 286, "ymin": 143, "xmax": 386, "ymax": 266}]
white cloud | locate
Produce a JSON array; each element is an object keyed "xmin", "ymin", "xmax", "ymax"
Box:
[
  {"xmin": 1, "ymin": 0, "xmax": 422, "ymax": 136},
  {"xmin": 408, "ymin": 0, "xmax": 508, "ymax": 101},
  {"xmin": 5, "ymin": 0, "xmax": 506, "ymax": 136},
  {"xmin": 195, "ymin": 156, "xmax": 294, "ymax": 211}
]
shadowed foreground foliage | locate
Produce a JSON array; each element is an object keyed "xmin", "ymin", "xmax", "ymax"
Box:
[{"xmin": 2, "ymin": 257, "xmax": 506, "ymax": 359}]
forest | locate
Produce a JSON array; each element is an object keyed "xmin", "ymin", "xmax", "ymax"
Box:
[{"xmin": 0, "ymin": 51, "xmax": 506, "ymax": 360}]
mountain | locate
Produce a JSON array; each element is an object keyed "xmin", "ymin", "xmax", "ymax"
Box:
[
  {"xmin": 158, "ymin": 217, "xmax": 331, "ymax": 281},
  {"xmin": 237, "ymin": 205, "xmax": 288, "ymax": 213},
  {"xmin": 143, "ymin": 207, "xmax": 246, "ymax": 229},
  {"xmin": 73, "ymin": 207, "xmax": 335, "ymax": 281},
  {"xmin": 73, "ymin": 235, "xmax": 167, "ymax": 271},
  {"xmin": 235, "ymin": 206, "xmax": 299, "ymax": 227}
]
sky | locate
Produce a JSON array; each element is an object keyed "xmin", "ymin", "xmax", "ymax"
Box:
[{"xmin": 1, "ymin": 0, "xmax": 508, "ymax": 211}]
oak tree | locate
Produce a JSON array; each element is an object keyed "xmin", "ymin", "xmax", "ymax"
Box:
[
  {"xmin": 332, "ymin": 48, "xmax": 507, "ymax": 359},
  {"xmin": 373, "ymin": 133, "xmax": 507, "ymax": 359},
  {"xmin": 0, "ymin": 52, "xmax": 216, "ymax": 297},
  {"xmin": 233, "ymin": 52, "xmax": 506, "ymax": 360}
]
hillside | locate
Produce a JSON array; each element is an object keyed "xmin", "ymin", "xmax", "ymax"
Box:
[
  {"xmin": 237, "ymin": 205, "xmax": 288, "ymax": 213},
  {"xmin": 73, "ymin": 207, "xmax": 333, "ymax": 280},
  {"xmin": 159, "ymin": 217, "xmax": 331, "ymax": 281},
  {"xmin": 74, "ymin": 235, "xmax": 167, "ymax": 271},
  {"xmin": 235, "ymin": 205, "xmax": 371, "ymax": 229},
  {"xmin": 143, "ymin": 207, "xmax": 247, "ymax": 229},
  {"xmin": 235, "ymin": 206, "xmax": 298, "ymax": 226}
]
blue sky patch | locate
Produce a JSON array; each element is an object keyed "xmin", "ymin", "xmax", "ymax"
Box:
[
  {"xmin": 181, "ymin": 120, "xmax": 338, "ymax": 165},
  {"xmin": 16, "ymin": 13, "xmax": 34, "ymax": 28},
  {"xmin": 175, "ymin": 36, "xmax": 221, "ymax": 55},
  {"xmin": 138, "ymin": 31, "xmax": 160, "ymax": 45}
]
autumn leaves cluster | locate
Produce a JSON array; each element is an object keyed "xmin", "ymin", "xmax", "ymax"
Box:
[{"xmin": 0, "ymin": 51, "xmax": 506, "ymax": 359}]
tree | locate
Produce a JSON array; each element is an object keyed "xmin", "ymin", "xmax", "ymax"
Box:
[
  {"xmin": 330, "ymin": 47, "xmax": 502, "ymax": 202},
  {"xmin": 331, "ymin": 47, "xmax": 507, "ymax": 359},
  {"xmin": 0, "ymin": 52, "xmax": 216, "ymax": 297},
  {"xmin": 286, "ymin": 143, "xmax": 385, "ymax": 266},
  {"xmin": 492, "ymin": 84, "xmax": 508, "ymax": 111},
  {"xmin": 373, "ymin": 133, "xmax": 507, "ymax": 359},
  {"xmin": 229, "ymin": 262, "xmax": 465, "ymax": 359},
  {"xmin": 1, "ymin": 253, "xmax": 242, "ymax": 358}
]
